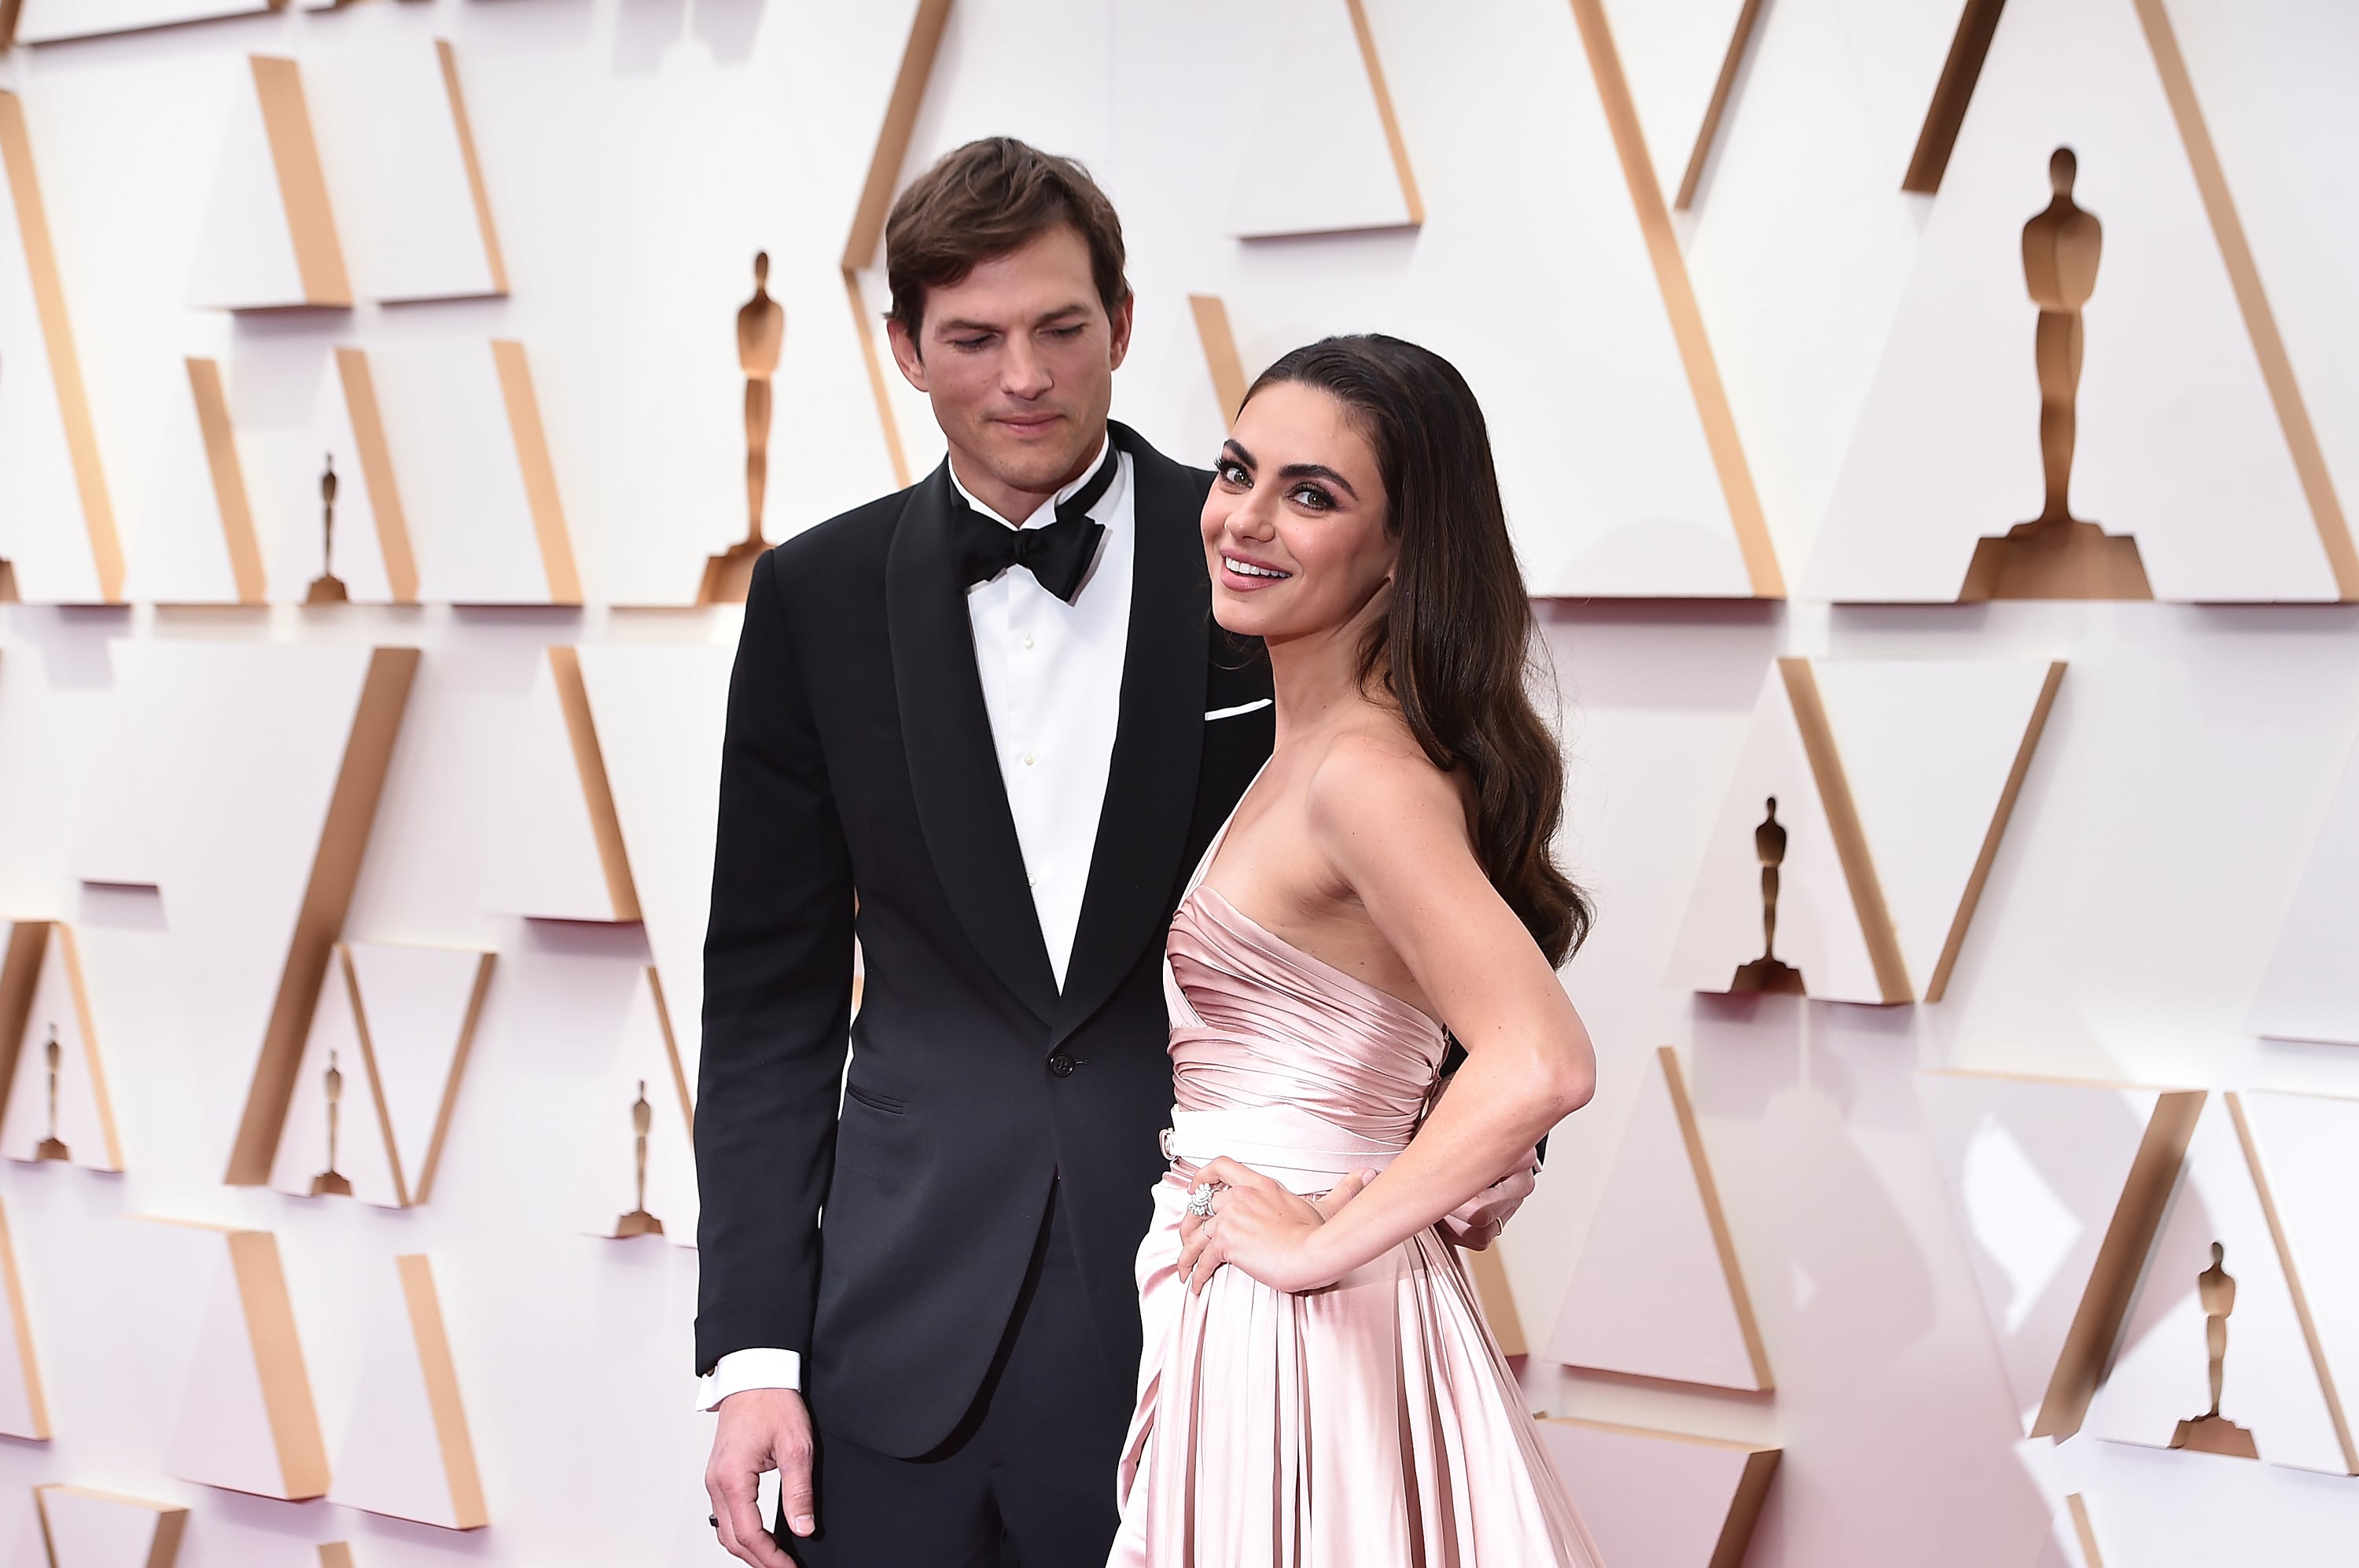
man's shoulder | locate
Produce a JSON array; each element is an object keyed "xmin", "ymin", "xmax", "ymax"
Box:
[
  {"xmin": 1113, "ymin": 421, "xmax": 1214, "ymax": 506},
  {"xmin": 762, "ymin": 484, "xmax": 917, "ymax": 596}
]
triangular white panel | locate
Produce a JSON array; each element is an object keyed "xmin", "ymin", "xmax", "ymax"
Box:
[
  {"xmin": 268, "ymin": 944, "xmax": 486, "ymax": 1210},
  {"xmin": 15, "ymin": 0, "xmax": 274, "ymax": 43},
  {"xmin": 577, "ymin": 644, "xmax": 734, "ymax": 1095},
  {"xmin": 34, "ymin": 1485, "xmax": 188, "ymax": 1568},
  {"xmin": 1600, "ymin": 0, "xmax": 1756, "ymax": 208},
  {"xmin": 64, "ymin": 642, "xmax": 402, "ymax": 1128},
  {"xmin": 0, "ymin": 92, "xmax": 114, "ymax": 606},
  {"xmin": 1537, "ymin": 1419, "xmax": 1776, "ymax": 1568},
  {"xmin": 2249, "ymin": 738, "xmax": 2359, "ymax": 1045},
  {"xmin": 1547, "ymin": 1047, "xmax": 1768, "ymax": 1391},
  {"xmin": 1663, "ymin": 662, "xmax": 1885, "ymax": 1003},
  {"xmin": 270, "ymin": 352, "xmax": 410, "ymax": 606},
  {"xmin": 2088, "ymin": 1093, "xmax": 2348, "ymax": 1473},
  {"xmin": 2228, "ymin": 1090, "xmax": 2359, "ymax": 1470},
  {"xmin": 123, "ymin": 359, "xmax": 262, "ymax": 607},
  {"xmin": 344, "ymin": 944, "xmax": 491, "ymax": 1203},
  {"xmin": 1825, "ymin": 0, "xmax": 1982, "ymax": 186},
  {"xmin": 311, "ymin": 40, "xmax": 505, "ymax": 305},
  {"xmin": 1, "ymin": 925, "xmax": 122, "ymax": 1172},
  {"xmin": 190, "ymin": 57, "xmax": 348, "ymax": 313},
  {"xmin": 270, "ymin": 952, "xmax": 401, "ymax": 1209},
  {"xmin": 579, "ymin": 969, "xmax": 697, "ymax": 1248},
  {"xmin": 0, "ymin": 1195, "xmax": 49, "ymax": 1440},
  {"xmin": 400, "ymin": 340, "xmax": 576, "ymax": 605},
  {"xmin": 1808, "ymin": 0, "xmax": 2340, "ymax": 603},
  {"xmin": 149, "ymin": 1220, "xmax": 330, "ymax": 1501},
  {"xmin": 1666, "ymin": 659, "xmax": 2060, "ymax": 1003},
  {"xmin": 1917, "ymin": 1072, "xmax": 2188, "ymax": 1435},
  {"xmin": 478, "ymin": 650, "xmax": 633, "ymax": 923},
  {"xmin": 1225, "ymin": 0, "xmax": 1417, "ymax": 238},
  {"xmin": 1, "ymin": 1511, "xmax": 46, "ymax": 1568},
  {"xmin": 1811, "ymin": 658, "xmax": 2061, "ymax": 1000},
  {"xmin": 330, "ymin": 1254, "xmax": 488, "ymax": 1529}
]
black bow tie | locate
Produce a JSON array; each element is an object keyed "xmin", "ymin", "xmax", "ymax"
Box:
[{"xmin": 948, "ymin": 447, "xmax": 1117, "ymax": 605}]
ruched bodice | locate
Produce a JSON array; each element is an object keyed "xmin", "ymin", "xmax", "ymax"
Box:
[
  {"xmin": 1110, "ymin": 786, "xmax": 1601, "ymax": 1566},
  {"xmin": 1161, "ymin": 888, "xmax": 1443, "ymax": 1187}
]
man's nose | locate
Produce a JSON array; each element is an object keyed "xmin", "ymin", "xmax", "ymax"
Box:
[{"xmin": 1001, "ymin": 338, "xmax": 1052, "ymax": 399}]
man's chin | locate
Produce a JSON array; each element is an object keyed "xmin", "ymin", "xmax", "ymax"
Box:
[{"xmin": 974, "ymin": 425, "xmax": 1098, "ymax": 490}]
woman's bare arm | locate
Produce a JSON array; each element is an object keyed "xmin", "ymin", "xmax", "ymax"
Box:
[{"xmin": 1180, "ymin": 732, "xmax": 1595, "ymax": 1293}]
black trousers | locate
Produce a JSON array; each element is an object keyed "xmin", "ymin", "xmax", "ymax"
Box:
[{"xmin": 788, "ymin": 1180, "xmax": 1131, "ymax": 1568}]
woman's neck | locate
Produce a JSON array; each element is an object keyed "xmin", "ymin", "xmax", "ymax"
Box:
[{"xmin": 1266, "ymin": 602, "xmax": 1389, "ymax": 749}]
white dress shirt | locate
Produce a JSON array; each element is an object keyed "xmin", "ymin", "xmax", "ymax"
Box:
[{"xmin": 698, "ymin": 437, "xmax": 1134, "ymax": 1411}]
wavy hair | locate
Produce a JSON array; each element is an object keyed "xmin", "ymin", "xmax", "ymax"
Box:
[{"xmin": 1245, "ymin": 335, "xmax": 1592, "ymax": 964}]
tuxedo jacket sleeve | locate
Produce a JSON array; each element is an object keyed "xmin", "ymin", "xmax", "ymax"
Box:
[{"xmin": 693, "ymin": 546, "xmax": 856, "ymax": 1372}]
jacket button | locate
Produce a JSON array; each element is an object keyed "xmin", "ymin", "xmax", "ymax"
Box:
[{"xmin": 1046, "ymin": 1050, "xmax": 1076, "ymax": 1078}]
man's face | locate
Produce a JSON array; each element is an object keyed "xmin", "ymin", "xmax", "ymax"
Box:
[{"xmin": 887, "ymin": 224, "xmax": 1132, "ymax": 509}]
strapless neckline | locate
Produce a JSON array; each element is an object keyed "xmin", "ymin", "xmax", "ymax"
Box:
[{"xmin": 1180, "ymin": 884, "xmax": 1445, "ymax": 1040}]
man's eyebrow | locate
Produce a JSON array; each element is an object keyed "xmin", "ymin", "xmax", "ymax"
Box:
[{"xmin": 934, "ymin": 303, "xmax": 1092, "ymax": 334}]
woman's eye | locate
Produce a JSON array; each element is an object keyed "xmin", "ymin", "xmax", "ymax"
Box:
[
  {"xmin": 1288, "ymin": 484, "xmax": 1333, "ymax": 511},
  {"xmin": 1216, "ymin": 460, "xmax": 1250, "ymax": 487}
]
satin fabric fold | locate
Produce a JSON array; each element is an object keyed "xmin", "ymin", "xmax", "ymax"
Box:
[{"xmin": 1110, "ymin": 885, "xmax": 1602, "ymax": 1566}]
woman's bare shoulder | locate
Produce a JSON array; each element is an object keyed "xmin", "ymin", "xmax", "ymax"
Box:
[{"xmin": 1302, "ymin": 719, "xmax": 1467, "ymax": 857}]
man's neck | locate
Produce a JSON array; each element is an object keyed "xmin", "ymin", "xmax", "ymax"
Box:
[{"xmin": 948, "ymin": 428, "xmax": 1110, "ymax": 525}]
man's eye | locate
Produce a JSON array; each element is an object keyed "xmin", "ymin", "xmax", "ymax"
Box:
[
  {"xmin": 1049, "ymin": 325, "xmax": 1085, "ymax": 339},
  {"xmin": 952, "ymin": 336, "xmax": 992, "ymax": 351}
]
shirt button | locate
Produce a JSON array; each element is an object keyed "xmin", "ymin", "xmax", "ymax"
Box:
[
  {"xmin": 1046, "ymin": 1050, "xmax": 1076, "ymax": 1078},
  {"xmin": 1022, "ymin": 751, "xmax": 1036, "ymax": 766},
  {"xmin": 1022, "ymin": 634, "xmax": 1036, "ymax": 650}
]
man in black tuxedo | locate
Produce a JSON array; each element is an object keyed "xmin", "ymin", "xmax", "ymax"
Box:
[{"xmin": 695, "ymin": 138, "xmax": 1273, "ymax": 1568}]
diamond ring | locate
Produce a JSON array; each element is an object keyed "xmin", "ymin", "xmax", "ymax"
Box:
[{"xmin": 1186, "ymin": 1182, "xmax": 1219, "ymax": 1218}]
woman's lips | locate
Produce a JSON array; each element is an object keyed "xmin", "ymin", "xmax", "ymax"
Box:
[{"xmin": 1220, "ymin": 551, "xmax": 1292, "ymax": 590}]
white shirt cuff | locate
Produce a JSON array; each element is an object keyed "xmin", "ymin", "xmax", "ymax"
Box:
[{"xmin": 695, "ymin": 1347, "xmax": 803, "ymax": 1411}]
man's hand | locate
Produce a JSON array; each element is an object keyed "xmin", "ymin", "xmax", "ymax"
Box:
[
  {"xmin": 705, "ymin": 1386, "xmax": 815, "ymax": 1566},
  {"xmin": 1439, "ymin": 1155, "xmax": 1539, "ymax": 1251}
]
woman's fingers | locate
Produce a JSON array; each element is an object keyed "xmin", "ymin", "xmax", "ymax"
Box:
[{"xmin": 1198, "ymin": 1156, "xmax": 1272, "ymax": 1194}]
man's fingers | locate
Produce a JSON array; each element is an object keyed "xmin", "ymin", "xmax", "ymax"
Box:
[
  {"xmin": 776, "ymin": 1426, "xmax": 818, "ymax": 1540},
  {"xmin": 1313, "ymin": 1169, "xmax": 1373, "ymax": 1220},
  {"xmin": 712, "ymin": 1466, "xmax": 792, "ymax": 1568}
]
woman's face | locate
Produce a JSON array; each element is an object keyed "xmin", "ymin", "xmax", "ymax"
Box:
[{"xmin": 1201, "ymin": 381, "xmax": 1395, "ymax": 643}]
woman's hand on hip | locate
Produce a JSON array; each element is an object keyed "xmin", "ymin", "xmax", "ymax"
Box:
[{"xmin": 1176, "ymin": 1157, "xmax": 1372, "ymax": 1295}]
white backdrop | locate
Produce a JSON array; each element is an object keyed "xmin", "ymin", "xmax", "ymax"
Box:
[{"xmin": 1, "ymin": 1, "xmax": 2357, "ymax": 1564}]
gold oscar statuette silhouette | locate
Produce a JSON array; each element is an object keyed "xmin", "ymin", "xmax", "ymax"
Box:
[
  {"xmin": 309, "ymin": 1048, "xmax": 354, "ymax": 1197},
  {"xmin": 304, "ymin": 452, "xmax": 350, "ymax": 605},
  {"xmin": 1960, "ymin": 147, "xmax": 2152, "ymax": 601},
  {"xmin": 698, "ymin": 250, "xmax": 787, "ymax": 606},
  {"xmin": 2171, "ymin": 1241, "xmax": 2258, "ymax": 1458},
  {"xmin": 613, "ymin": 1079, "xmax": 664, "ymax": 1238},
  {"xmin": 33, "ymin": 1025, "xmax": 69, "ymax": 1162},
  {"xmin": 1729, "ymin": 797, "xmax": 1806, "ymax": 994}
]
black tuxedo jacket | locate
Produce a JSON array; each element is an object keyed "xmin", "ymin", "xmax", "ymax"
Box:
[{"xmin": 694, "ymin": 421, "xmax": 1274, "ymax": 1456}]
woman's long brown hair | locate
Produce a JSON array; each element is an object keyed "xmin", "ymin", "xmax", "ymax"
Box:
[{"xmin": 1246, "ymin": 334, "xmax": 1593, "ymax": 965}]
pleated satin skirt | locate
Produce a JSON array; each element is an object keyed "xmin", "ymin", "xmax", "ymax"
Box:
[{"xmin": 1110, "ymin": 1168, "xmax": 1603, "ymax": 1567}]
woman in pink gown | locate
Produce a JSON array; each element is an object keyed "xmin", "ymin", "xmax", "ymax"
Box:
[{"xmin": 1110, "ymin": 336, "xmax": 1607, "ymax": 1566}]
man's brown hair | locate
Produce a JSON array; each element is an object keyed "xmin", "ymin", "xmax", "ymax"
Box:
[{"xmin": 885, "ymin": 137, "xmax": 1130, "ymax": 347}]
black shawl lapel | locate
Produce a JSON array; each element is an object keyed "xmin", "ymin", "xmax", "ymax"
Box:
[
  {"xmin": 1053, "ymin": 422, "xmax": 1209, "ymax": 1043},
  {"xmin": 885, "ymin": 464, "xmax": 1060, "ymax": 1025}
]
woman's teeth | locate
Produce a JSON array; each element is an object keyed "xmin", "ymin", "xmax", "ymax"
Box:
[{"xmin": 1226, "ymin": 558, "xmax": 1290, "ymax": 580}]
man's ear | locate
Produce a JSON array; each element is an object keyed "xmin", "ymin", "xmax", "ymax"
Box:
[
  {"xmin": 887, "ymin": 316, "xmax": 929, "ymax": 392},
  {"xmin": 1106, "ymin": 294, "xmax": 1135, "ymax": 374}
]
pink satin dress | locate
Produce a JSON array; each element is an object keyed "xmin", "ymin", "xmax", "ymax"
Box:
[{"xmin": 1110, "ymin": 810, "xmax": 1603, "ymax": 1566}]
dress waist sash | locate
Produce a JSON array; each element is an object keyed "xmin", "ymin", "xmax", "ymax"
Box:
[{"xmin": 1161, "ymin": 1104, "xmax": 1412, "ymax": 1195}]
